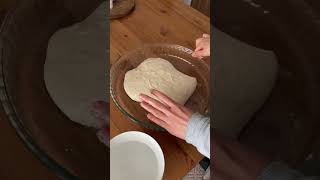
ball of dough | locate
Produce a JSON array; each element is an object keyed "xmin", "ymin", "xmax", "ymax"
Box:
[{"xmin": 123, "ymin": 58, "xmax": 197, "ymax": 105}]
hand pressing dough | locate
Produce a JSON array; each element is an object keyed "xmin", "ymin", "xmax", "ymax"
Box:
[
  {"xmin": 124, "ymin": 58, "xmax": 197, "ymax": 105},
  {"xmin": 44, "ymin": 1, "xmax": 108, "ymax": 128}
]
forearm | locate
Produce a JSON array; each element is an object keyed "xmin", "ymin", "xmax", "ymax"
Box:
[{"xmin": 185, "ymin": 113, "xmax": 210, "ymax": 158}]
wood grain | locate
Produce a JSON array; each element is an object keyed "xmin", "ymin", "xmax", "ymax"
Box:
[{"xmin": 110, "ymin": 0, "xmax": 209, "ymax": 179}]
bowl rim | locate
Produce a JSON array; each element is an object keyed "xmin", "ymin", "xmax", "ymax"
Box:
[{"xmin": 110, "ymin": 43, "xmax": 210, "ymax": 131}]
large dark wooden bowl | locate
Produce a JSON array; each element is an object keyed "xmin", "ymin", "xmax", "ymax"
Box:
[
  {"xmin": 213, "ymin": 0, "xmax": 320, "ymax": 165},
  {"xmin": 0, "ymin": 0, "xmax": 108, "ymax": 179}
]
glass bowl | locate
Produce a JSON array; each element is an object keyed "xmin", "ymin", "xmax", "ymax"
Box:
[
  {"xmin": 110, "ymin": 44, "xmax": 210, "ymax": 131},
  {"xmin": 0, "ymin": 1, "xmax": 108, "ymax": 179}
]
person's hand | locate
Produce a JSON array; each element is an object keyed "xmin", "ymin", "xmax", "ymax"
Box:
[
  {"xmin": 192, "ymin": 34, "xmax": 210, "ymax": 59},
  {"xmin": 139, "ymin": 90, "xmax": 193, "ymax": 140},
  {"xmin": 92, "ymin": 100, "xmax": 109, "ymax": 147}
]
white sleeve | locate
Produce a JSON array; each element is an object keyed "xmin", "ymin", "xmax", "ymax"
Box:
[{"xmin": 185, "ymin": 113, "xmax": 210, "ymax": 159}]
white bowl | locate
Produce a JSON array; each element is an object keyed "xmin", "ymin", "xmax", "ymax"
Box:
[{"xmin": 110, "ymin": 131, "xmax": 165, "ymax": 180}]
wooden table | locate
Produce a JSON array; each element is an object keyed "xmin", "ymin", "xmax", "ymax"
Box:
[{"xmin": 110, "ymin": 0, "xmax": 210, "ymax": 179}]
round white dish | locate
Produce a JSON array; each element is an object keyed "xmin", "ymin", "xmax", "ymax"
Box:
[{"xmin": 110, "ymin": 131, "xmax": 165, "ymax": 180}]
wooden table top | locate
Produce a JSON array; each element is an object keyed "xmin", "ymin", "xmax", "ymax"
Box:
[{"xmin": 110, "ymin": 0, "xmax": 210, "ymax": 179}]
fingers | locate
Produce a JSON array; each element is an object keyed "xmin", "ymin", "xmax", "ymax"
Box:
[
  {"xmin": 194, "ymin": 37, "xmax": 208, "ymax": 58},
  {"xmin": 193, "ymin": 46, "xmax": 204, "ymax": 57},
  {"xmin": 196, "ymin": 36, "xmax": 209, "ymax": 47},
  {"xmin": 203, "ymin": 33, "xmax": 210, "ymax": 38},
  {"xmin": 140, "ymin": 94, "xmax": 170, "ymax": 114},
  {"xmin": 91, "ymin": 100, "xmax": 109, "ymax": 127},
  {"xmin": 92, "ymin": 101, "xmax": 108, "ymax": 115},
  {"xmin": 147, "ymin": 113, "xmax": 168, "ymax": 128},
  {"xmin": 140, "ymin": 91, "xmax": 192, "ymax": 121},
  {"xmin": 96, "ymin": 127, "xmax": 109, "ymax": 147},
  {"xmin": 192, "ymin": 45, "xmax": 204, "ymax": 58},
  {"xmin": 192, "ymin": 51, "xmax": 204, "ymax": 59},
  {"xmin": 150, "ymin": 90, "xmax": 192, "ymax": 119},
  {"xmin": 140, "ymin": 101, "xmax": 166, "ymax": 118},
  {"xmin": 151, "ymin": 89, "xmax": 177, "ymax": 108},
  {"xmin": 194, "ymin": 46, "xmax": 203, "ymax": 52},
  {"xmin": 196, "ymin": 38, "xmax": 201, "ymax": 47}
]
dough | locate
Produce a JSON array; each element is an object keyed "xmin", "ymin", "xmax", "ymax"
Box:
[
  {"xmin": 44, "ymin": 2, "xmax": 108, "ymax": 128},
  {"xmin": 124, "ymin": 58, "xmax": 197, "ymax": 105}
]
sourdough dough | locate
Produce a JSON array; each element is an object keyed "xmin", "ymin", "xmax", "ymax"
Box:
[
  {"xmin": 124, "ymin": 58, "xmax": 197, "ymax": 105},
  {"xmin": 44, "ymin": 2, "xmax": 108, "ymax": 128}
]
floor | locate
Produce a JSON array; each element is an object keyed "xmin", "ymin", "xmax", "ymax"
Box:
[{"xmin": 183, "ymin": 164, "xmax": 206, "ymax": 180}]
